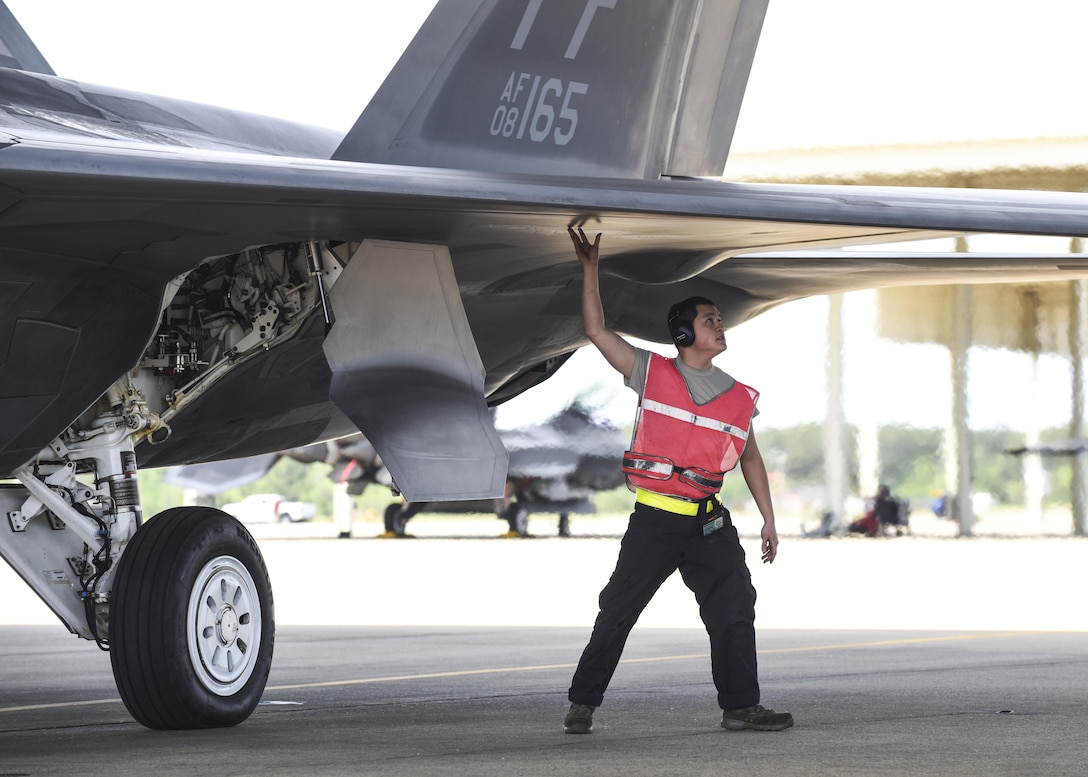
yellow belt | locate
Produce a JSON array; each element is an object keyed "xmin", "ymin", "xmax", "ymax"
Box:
[{"xmin": 635, "ymin": 488, "xmax": 718, "ymax": 516}]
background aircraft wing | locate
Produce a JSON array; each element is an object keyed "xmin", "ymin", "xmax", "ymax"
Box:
[{"xmin": 163, "ymin": 454, "xmax": 279, "ymax": 495}]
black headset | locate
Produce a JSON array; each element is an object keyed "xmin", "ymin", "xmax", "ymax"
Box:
[{"xmin": 667, "ymin": 309, "xmax": 694, "ymax": 347}]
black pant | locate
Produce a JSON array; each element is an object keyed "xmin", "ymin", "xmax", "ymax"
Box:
[{"xmin": 567, "ymin": 502, "xmax": 760, "ymax": 710}]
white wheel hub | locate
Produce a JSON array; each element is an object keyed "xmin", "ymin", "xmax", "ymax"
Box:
[{"xmin": 186, "ymin": 555, "xmax": 263, "ymax": 696}]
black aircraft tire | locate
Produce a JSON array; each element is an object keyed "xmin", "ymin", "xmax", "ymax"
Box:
[
  {"xmin": 384, "ymin": 503, "xmax": 400, "ymax": 534},
  {"xmin": 384, "ymin": 503, "xmax": 411, "ymax": 536},
  {"xmin": 509, "ymin": 505, "xmax": 530, "ymax": 537},
  {"xmin": 109, "ymin": 506, "xmax": 275, "ymax": 729}
]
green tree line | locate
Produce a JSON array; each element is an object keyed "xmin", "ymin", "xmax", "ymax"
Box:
[
  {"xmin": 138, "ymin": 423, "xmax": 1076, "ymax": 520},
  {"xmin": 754, "ymin": 423, "xmax": 1072, "ymax": 505}
]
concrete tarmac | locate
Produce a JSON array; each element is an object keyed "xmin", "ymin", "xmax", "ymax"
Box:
[{"xmin": 1, "ymin": 515, "xmax": 1086, "ymax": 776}]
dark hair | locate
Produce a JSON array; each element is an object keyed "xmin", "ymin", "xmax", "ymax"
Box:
[{"xmin": 666, "ymin": 296, "xmax": 715, "ymax": 347}]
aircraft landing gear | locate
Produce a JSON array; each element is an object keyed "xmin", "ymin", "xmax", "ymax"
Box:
[
  {"xmin": 110, "ymin": 506, "xmax": 274, "ymax": 729},
  {"xmin": 383, "ymin": 502, "xmax": 423, "ymax": 537},
  {"xmin": 504, "ymin": 503, "xmax": 530, "ymax": 538}
]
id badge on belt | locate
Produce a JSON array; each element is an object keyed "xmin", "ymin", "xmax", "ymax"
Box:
[{"xmin": 702, "ymin": 502, "xmax": 727, "ymax": 536}]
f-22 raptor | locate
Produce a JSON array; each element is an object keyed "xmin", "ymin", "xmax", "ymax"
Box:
[{"xmin": 1, "ymin": 0, "xmax": 1087, "ymax": 729}]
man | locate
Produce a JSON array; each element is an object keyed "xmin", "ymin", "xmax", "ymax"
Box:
[{"xmin": 563, "ymin": 227, "xmax": 793, "ymax": 734}]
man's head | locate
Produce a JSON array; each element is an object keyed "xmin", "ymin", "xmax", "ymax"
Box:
[{"xmin": 667, "ymin": 296, "xmax": 716, "ymax": 348}]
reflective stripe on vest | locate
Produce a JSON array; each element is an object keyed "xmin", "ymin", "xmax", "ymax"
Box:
[
  {"xmin": 622, "ymin": 453, "xmax": 725, "ymax": 493},
  {"xmin": 641, "ymin": 398, "xmax": 750, "ymax": 441}
]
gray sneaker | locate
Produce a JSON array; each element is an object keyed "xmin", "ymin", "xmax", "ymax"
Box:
[
  {"xmin": 563, "ymin": 703, "xmax": 595, "ymax": 734},
  {"xmin": 721, "ymin": 704, "xmax": 794, "ymax": 731}
]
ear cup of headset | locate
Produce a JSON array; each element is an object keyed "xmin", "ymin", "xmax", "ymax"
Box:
[{"xmin": 669, "ymin": 315, "xmax": 694, "ymax": 347}]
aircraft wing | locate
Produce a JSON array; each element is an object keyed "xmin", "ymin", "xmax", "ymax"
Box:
[
  {"xmin": 2, "ymin": 0, "xmax": 1088, "ymax": 501},
  {"xmin": 3, "ymin": 132, "xmax": 1088, "ymax": 487}
]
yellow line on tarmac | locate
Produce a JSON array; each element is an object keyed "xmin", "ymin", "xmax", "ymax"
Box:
[
  {"xmin": 0, "ymin": 631, "xmax": 1056, "ymax": 713},
  {"xmin": 265, "ymin": 631, "xmax": 1051, "ymax": 692},
  {"xmin": 0, "ymin": 697, "xmax": 120, "ymax": 714},
  {"xmin": 759, "ymin": 631, "xmax": 1053, "ymax": 654}
]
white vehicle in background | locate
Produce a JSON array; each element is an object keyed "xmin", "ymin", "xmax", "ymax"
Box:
[{"xmin": 222, "ymin": 493, "xmax": 316, "ymax": 524}]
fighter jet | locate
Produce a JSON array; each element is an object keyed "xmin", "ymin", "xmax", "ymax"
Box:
[
  {"xmin": 320, "ymin": 406, "xmax": 626, "ymax": 538},
  {"xmin": 2, "ymin": 0, "xmax": 1088, "ymax": 730},
  {"xmin": 176, "ymin": 405, "xmax": 626, "ymax": 538},
  {"xmin": 1006, "ymin": 440, "xmax": 1088, "ymax": 457}
]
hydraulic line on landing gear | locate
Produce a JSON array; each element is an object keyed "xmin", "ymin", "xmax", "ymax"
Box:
[{"xmin": 63, "ymin": 493, "xmax": 112, "ymax": 651}]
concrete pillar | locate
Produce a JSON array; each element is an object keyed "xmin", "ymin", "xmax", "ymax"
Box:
[
  {"xmin": 945, "ymin": 280, "xmax": 974, "ymax": 536},
  {"xmin": 333, "ymin": 480, "xmax": 354, "ymax": 538},
  {"xmin": 854, "ymin": 290, "xmax": 881, "ymax": 499},
  {"xmin": 823, "ymin": 293, "xmax": 847, "ymax": 533},
  {"xmin": 1069, "ymin": 245, "xmax": 1088, "ymax": 535},
  {"xmin": 1023, "ymin": 349, "xmax": 1046, "ymax": 524},
  {"xmin": 1020, "ymin": 288, "xmax": 1046, "ymax": 525},
  {"xmin": 942, "ymin": 238, "xmax": 975, "ymax": 536}
]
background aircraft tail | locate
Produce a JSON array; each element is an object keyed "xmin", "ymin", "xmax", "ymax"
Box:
[
  {"xmin": 333, "ymin": 0, "xmax": 768, "ymax": 179},
  {"xmin": 0, "ymin": 2, "xmax": 53, "ymax": 74}
]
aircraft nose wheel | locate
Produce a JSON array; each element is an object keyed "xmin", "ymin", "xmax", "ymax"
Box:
[{"xmin": 110, "ymin": 506, "xmax": 275, "ymax": 729}]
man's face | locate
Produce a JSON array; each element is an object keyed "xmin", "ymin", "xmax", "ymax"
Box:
[{"xmin": 691, "ymin": 304, "xmax": 726, "ymax": 352}]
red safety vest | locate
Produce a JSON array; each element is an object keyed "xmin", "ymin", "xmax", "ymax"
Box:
[{"xmin": 623, "ymin": 353, "xmax": 758, "ymax": 500}]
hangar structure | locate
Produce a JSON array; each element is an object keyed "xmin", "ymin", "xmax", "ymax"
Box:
[{"xmin": 727, "ymin": 136, "xmax": 1088, "ymax": 536}]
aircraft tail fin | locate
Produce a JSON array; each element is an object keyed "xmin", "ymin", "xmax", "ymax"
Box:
[
  {"xmin": 0, "ymin": 2, "xmax": 54, "ymax": 75},
  {"xmin": 333, "ymin": 0, "xmax": 768, "ymax": 179}
]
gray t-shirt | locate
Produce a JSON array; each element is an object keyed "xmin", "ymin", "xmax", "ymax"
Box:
[{"xmin": 625, "ymin": 348, "xmax": 757, "ymax": 414}]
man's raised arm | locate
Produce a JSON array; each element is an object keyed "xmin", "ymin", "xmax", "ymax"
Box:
[{"xmin": 569, "ymin": 227, "xmax": 636, "ymax": 380}]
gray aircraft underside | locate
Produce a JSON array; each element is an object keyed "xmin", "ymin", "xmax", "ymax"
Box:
[{"xmin": 1, "ymin": 0, "xmax": 1087, "ymax": 730}]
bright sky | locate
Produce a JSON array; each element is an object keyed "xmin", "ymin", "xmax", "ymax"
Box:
[{"xmin": 8, "ymin": 0, "xmax": 1087, "ymax": 433}]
